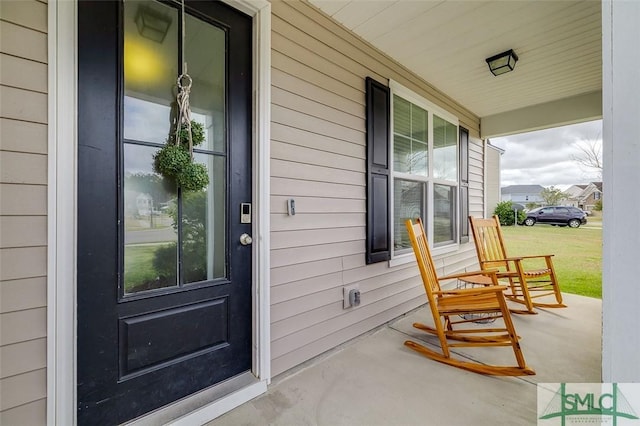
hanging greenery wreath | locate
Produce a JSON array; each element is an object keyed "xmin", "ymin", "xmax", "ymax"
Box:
[
  {"xmin": 153, "ymin": 120, "xmax": 209, "ymax": 192},
  {"xmin": 153, "ymin": 65, "xmax": 209, "ymax": 193}
]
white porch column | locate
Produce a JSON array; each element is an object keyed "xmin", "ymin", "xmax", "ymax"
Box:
[{"xmin": 602, "ymin": 0, "xmax": 640, "ymax": 382}]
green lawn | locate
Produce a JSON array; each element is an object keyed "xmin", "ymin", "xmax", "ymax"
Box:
[
  {"xmin": 500, "ymin": 224, "xmax": 602, "ymax": 299},
  {"xmin": 124, "ymin": 244, "xmax": 176, "ymax": 293},
  {"xmin": 124, "ymin": 245, "xmax": 160, "ymax": 291}
]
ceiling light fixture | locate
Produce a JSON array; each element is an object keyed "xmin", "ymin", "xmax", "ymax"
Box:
[
  {"xmin": 135, "ymin": 6, "xmax": 172, "ymax": 43},
  {"xmin": 486, "ymin": 49, "xmax": 519, "ymax": 76}
]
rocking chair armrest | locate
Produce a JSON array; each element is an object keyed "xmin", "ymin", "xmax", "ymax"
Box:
[
  {"xmin": 487, "ymin": 256, "xmax": 523, "ymax": 263},
  {"xmin": 486, "ymin": 255, "xmax": 554, "ymax": 264},
  {"xmin": 438, "ymin": 269, "xmax": 499, "ymax": 281},
  {"xmin": 516, "ymin": 254, "xmax": 555, "ymax": 260},
  {"xmin": 435, "ymin": 285, "xmax": 508, "ymax": 296}
]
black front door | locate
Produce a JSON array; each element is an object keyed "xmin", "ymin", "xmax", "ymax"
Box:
[{"xmin": 77, "ymin": 1, "xmax": 252, "ymax": 423}]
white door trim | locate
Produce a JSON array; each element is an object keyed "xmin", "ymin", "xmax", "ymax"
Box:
[
  {"xmin": 47, "ymin": 1, "xmax": 78, "ymax": 424},
  {"xmin": 46, "ymin": 1, "xmax": 271, "ymax": 423}
]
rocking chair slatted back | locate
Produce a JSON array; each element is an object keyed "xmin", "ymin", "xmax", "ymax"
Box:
[
  {"xmin": 470, "ymin": 217, "xmax": 510, "ymax": 269},
  {"xmin": 406, "ymin": 218, "xmax": 441, "ymax": 304}
]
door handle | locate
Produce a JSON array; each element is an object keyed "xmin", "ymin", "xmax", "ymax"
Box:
[{"xmin": 240, "ymin": 233, "xmax": 253, "ymax": 246}]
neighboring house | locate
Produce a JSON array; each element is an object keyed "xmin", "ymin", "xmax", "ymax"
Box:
[
  {"xmin": 1, "ymin": 0, "xmax": 637, "ymax": 425},
  {"xmin": 564, "ymin": 184, "xmax": 588, "ymax": 208},
  {"xmin": 135, "ymin": 193, "xmax": 153, "ymax": 216},
  {"xmin": 485, "ymin": 142, "xmax": 504, "ymax": 216},
  {"xmin": 565, "ymin": 182, "xmax": 602, "ymax": 212},
  {"xmin": 579, "ymin": 182, "xmax": 603, "ymax": 212},
  {"xmin": 501, "ymin": 184, "xmax": 545, "ymax": 206}
]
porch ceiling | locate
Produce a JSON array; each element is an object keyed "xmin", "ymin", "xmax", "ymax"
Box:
[{"xmin": 309, "ymin": 0, "xmax": 602, "ymax": 137}]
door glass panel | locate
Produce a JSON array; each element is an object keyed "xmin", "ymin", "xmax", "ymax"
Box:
[
  {"xmin": 182, "ymin": 154, "xmax": 226, "ymax": 283},
  {"xmin": 122, "ymin": 0, "xmax": 228, "ymax": 294},
  {"xmin": 123, "ymin": 144, "xmax": 178, "ymax": 294},
  {"xmin": 185, "ymin": 14, "xmax": 226, "ymax": 153},
  {"xmin": 123, "ymin": 0, "xmax": 178, "ymax": 144},
  {"xmin": 181, "ymin": 11, "xmax": 227, "ymax": 283}
]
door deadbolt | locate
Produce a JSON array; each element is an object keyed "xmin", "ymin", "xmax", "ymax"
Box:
[{"xmin": 240, "ymin": 233, "xmax": 253, "ymax": 246}]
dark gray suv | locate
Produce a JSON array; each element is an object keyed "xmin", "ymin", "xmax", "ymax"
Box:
[{"xmin": 522, "ymin": 206, "xmax": 588, "ymax": 228}]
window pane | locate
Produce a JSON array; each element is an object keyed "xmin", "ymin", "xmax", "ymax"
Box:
[
  {"xmin": 185, "ymin": 13, "xmax": 226, "ymax": 152},
  {"xmin": 123, "ymin": 144, "xmax": 178, "ymax": 294},
  {"xmin": 411, "ymin": 141, "xmax": 428, "ymax": 176},
  {"xmin": 433, "ymin": 115, "xmax": 457, "ymax": 181},
  {"xmin": 434, "ymin": 184, "xmax": 456, "ymax": 244},
  {"xmin": 393, "ymin": 95, "xmax": 428, "ymax": 176},
  {"xmin": 394, "ymin": 179, "xmax": 425, "ymax": 251},
  {"xmin": 411, "ymin": 104, "xmax": 428, "ymax": 142},
  {"xmin": 393, "ymin": 96, "xmax": 411, "ymax": 137},
  {"xmin": 394, "ymin": 135, "xmax": 411, "ymax": 174},
  {"xmin": 182, "ymin": 154, "xmax": 226, "ymax": 283},
  {"xmin": 123, "ymin": 0, "xmax": 178, "ymax": 144}
]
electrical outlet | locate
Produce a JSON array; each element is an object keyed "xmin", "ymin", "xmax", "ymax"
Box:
[{"xmin": 343, "ymin": 284, "xmax": 360, "ymax": 309}]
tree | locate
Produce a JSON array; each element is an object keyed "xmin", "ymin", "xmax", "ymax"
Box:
[
  {"xmin": 540, "ymin": 186, "xmax": 567, "ymax": 206},
  {"xmin": 494, "ymin": 201, "xmax": 525, "ymax": 226},
  {"xmin": 572, "ymin": 135, "xmax": 602, "ymax": 179},
  {"xmin": 525, "ymin": 202, "xmax": 539, "ymax": 210},
  {"xmin": 154, "ymin": 190, "xmax": 209, "ymax": 284}
]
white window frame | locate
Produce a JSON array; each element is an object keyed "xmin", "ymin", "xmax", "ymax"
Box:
[{"xmin": 388, "ymin": 80, "xmax": 460, "ymax": 264}]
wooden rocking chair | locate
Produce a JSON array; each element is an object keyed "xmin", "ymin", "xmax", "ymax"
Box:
[
  {"xmin": 404, "ymin": 218, "xmax": 535, "ymax": 376},
  {"xmin": 468, "ymin": 215, "xmax": 566, "ymax": 314}
]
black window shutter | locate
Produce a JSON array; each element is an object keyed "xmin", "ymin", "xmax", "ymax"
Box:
[
  {"xmin": 459, "ymin": 126, "xmax": 470, "ymax": 242},
  {"xmin": 366, "ymin": 77, "xmax": 391, "ymax": 264}
]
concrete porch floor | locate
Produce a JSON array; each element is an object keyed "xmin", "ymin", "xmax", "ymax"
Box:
[{"xmin": 210, "ymin": 293, "xmax": 601, "ymax": 426}]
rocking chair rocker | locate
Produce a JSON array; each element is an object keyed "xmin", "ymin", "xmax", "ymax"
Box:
[
  {"xmin": 468, "ymin": 215, "xmax": 566, "ymax": 314},
  {"xmin": 404, "ymin": 218, "xmax": 535, "ymax": 376}
]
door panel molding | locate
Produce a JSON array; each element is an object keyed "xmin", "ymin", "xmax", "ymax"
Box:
[{"xmin": 46, "ymin": 0, "xmax": 271, "ymax": 423}]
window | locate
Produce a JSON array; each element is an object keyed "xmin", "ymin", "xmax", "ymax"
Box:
[
  {"xmin": 392, "ymin": 95, "xmax": 428, "ymax": 251},
  {"xmin": 390, "ymin": 82, "xmax": 459, "ymax": 255},
  {"xmin": 365, "ymin": 78, "xmax": 467, "ymax": 264}
]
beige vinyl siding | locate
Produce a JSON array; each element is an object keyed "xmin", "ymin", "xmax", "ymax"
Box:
[
  {"xmin": 451, "ymin": 134, "xmax": 486, "ymax": 275},
  {"xmin": 270, "ymin": 1, "xmax": 484, "ymax": 376},
  {"xmin": 485, "ymin": 144, "xmax": 503, "ymax": 217},
  {"xmin": 469, "ymin": 135, "xmax": 486, "ymax": 218},
  {"xmin": 0, "ymin": 1, "xmax": 48, "ymax": 424}
]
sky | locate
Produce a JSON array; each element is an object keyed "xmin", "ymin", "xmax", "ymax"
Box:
[{"xmin": 490, "ymin": 119, "xmax": 603, "ymax": 189}]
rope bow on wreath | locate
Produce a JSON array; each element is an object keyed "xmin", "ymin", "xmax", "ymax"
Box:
[{"xmin": 153, "ymin": 65, "xmax": 209, "ymax": 192}]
